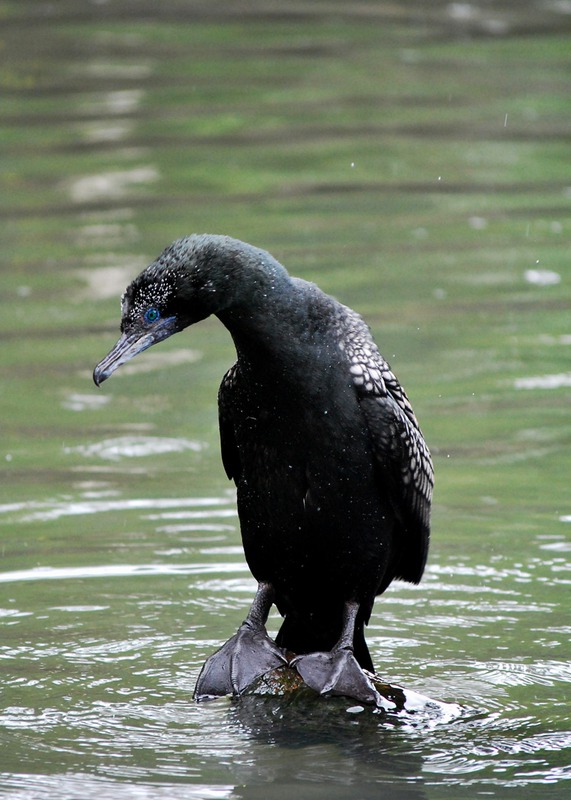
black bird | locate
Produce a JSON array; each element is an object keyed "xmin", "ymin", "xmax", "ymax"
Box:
[{"xmin": 93, "ymin": 235, "xmax": 433, "ymax": 706}]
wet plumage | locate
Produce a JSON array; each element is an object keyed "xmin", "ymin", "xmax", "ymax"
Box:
[{"xmin": 93, "ymin": 234, "xmax": 434, "ymax": 705}]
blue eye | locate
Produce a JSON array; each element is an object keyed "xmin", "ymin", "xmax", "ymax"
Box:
[{"xmin": 144, "ymin": 307, "xmax": 161, "ymax": 324}]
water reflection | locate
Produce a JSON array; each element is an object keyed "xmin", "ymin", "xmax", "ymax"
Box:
[
  {"xmin": 61, "ymin": 392, "xmax": 111, "ymax": 411},
  {"xmin": 0, "ymin": 494, "xmax": 233, "ymax": 523},
  {"xmin": 0, "ymin": 561, "xmax": 247, "ymax": 584},
  {"xmin": 230, "ymin": 696, "xmax": 430, "ymax": 799},
  {"xmin": 79, "ymin": 119, "xmax": 136, "ymax": 144},
  {"xmin": 79, "ymin": 88, "xmax": 146, "ymax": 117},
  {"xmin": 67, "ymin": 166, "xmax": 160, "ymax": 204},
  {"xmin": 66, "ymin": 436, "xmax": 205, "ymax": 461},
  {"xmin": 74, "ymin": 220, "xmax": 140, "ymax": 248},
  {"xmin": 0, "ymin": 777, "xmax": 234, "ymax": 800},
  {"xmin": 515, "ymin": 373, "xmax": 571, "ymax": 390}
]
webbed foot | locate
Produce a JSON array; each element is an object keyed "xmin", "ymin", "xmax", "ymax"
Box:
[
  {"xmin": 194, "ymin": 581, "xmax": 287, "ymax": 700},
  {"xmin": 292, "ymin": 647, "xmax": 381, "ymax": 706},
  {"xmin": 194, "ymin": 619, "xmax": 287, "ymax": 700},
  {"xmin": 290, "ymin": 598, "xmax": 383, "ymax": 706}
]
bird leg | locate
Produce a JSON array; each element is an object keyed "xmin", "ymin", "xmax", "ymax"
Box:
[
  {"xmin": 193, "ymin": 581, "xmax": 287, "ymax": 700},
  {"xmin": 291, "ymin": 600, "xmax": 382, "ymax": 706}
]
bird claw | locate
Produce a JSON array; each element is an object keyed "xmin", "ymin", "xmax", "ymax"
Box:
[
  {"xmin": 194, "ymin": 620, "xmax": 287, "ymax": 700},
  {"xmin": 292, "ymin": 648, "xmax": 382, "ymax": 706}
]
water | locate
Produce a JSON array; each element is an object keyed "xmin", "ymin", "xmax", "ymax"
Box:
[{"xmin": 1, "ymin": 1, "xmax": 570, "ymax": 797}]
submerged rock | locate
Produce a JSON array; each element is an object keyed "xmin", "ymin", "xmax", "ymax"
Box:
[{"xmin": 245, "ymin": 664, "xmax": 436, "ymax": 714}]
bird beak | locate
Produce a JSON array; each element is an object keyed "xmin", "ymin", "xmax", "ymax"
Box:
[{"xmin": 93, "ymin": 317, "xmax": 177, "ymax": 386}]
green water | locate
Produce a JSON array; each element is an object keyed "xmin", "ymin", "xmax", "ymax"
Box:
[{"xmin": 1, "ymin": 1, "xmax": 570, "ymax": 797}]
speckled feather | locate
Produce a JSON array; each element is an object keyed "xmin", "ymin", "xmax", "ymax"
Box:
[
  {"xmin": 335, "ymin": 305, "xmax": 433, "ymax": 578},
  {"xmin": 120, "ymin": 267, "xmax": 180, "ymax": 330}
]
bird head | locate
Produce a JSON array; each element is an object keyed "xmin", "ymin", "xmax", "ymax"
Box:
[
  {"xmin": 92, "ymin": 267, "xmax": 181, "ymax": 386},
  {"xmin": 92, "ymin": 237, "xmax": 210, "ymax": 387},
  {"xmin": 93, "ymin": 234, "xmax": 290, "ymax": 386}
]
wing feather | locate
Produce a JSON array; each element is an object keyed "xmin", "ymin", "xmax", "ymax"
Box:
[
  {"xmin": 218, "ymin": 362, "xmax": 240, "ymax": 481},
  {"xmin": 339, "ymin": 308, "xmax": 434, "ymax": 583}
]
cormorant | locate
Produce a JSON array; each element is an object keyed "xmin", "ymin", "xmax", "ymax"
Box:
[{"xmin": 93, "ymin": 234, "xmax": 433, "ymax": 706}]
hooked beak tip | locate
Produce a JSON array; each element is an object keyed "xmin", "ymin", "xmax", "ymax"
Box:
[{"xmin": 92, "ymin": 367, "xmax": 106, "ymax": 387}]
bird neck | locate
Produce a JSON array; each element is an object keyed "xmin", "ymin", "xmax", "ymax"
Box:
[
  {"xmin": 217, "ymin": 276, "xmax": 336, "ymax": 377},
  {"xmin": 217, "ymin": 283, "xmax": 301, "ymax": 357}
]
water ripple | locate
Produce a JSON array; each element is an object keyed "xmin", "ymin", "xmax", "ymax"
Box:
[
  {"xmin": 65, "ymin": 436, "xmax": 205, "ymax": 461},
  {"xmin": 0, "ymin": 774, "xmax": 234, "ymax": 800},
  {"xmin": 0, "ymin": 562, "xmax": 248, "ymax": 585},
  {"xmin": 0, "ymin": 495, "xmax": 235, "ymax": 523}
]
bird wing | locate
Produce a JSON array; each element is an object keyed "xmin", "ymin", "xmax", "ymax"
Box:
[
  {"xmin": 340, "ymin": 309, "xmax": 434, "ymax": 584},
  {"xmin": 218, "ymin": 362, "xmax": 241, "ymax": 481}
]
